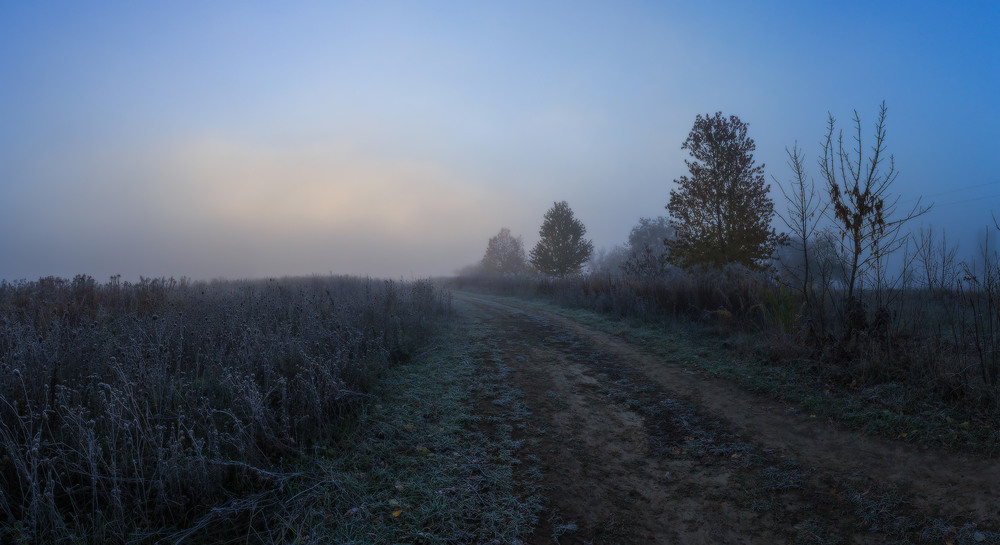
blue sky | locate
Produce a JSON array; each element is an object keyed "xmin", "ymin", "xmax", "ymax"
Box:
[{"xmin": 1, "ymin": 1, "xmax": 998, "ymax": 280}]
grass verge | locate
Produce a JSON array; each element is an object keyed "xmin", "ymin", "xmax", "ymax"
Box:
[
  {"xmin": 255, "ymin": 317, "xmax": 543, "ymax": 544},
  {"xmin": 473, "ymin": 293, "xmax": 1000, "ymax": 456}
]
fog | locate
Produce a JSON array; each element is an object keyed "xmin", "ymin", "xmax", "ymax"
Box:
[{"xmin": 1, "ymin": 2, "xmax": 997, "ymax": 281}]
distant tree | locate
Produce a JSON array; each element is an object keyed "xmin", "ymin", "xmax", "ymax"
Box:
[
  {"xmin": 820, "ymin": 101, "xmax": 930, "ymax": 312},
  {"xmin": 530, "ymin": 201, "xmax": 594, "ymax": 276},
  {"xmin": 775, "ymin": 142, "xmax": 828, "ymax": 303},
  {"xmin": 589, "ymin": 245, "xmax": 629, "ymax": 275},
  {"xmin": 667, "ymin": 112, "xmax": 782, "ymax": 270},
  {"xmin": 480, "ymin": 227, "xmax": 529, "ymax": 276},
  {"xmin": 777, "ymin": 227, "xmax": 849, "ymax": 334},
  {"xmin": 621, "ymin": 216, "xmax": 675, "ymax": 277},
  {"xmin": 914, "ymin": 225, "xmax": 959, "ymax": 292}
]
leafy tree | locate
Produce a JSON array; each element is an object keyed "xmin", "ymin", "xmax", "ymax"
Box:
[
  {"xmin": 666, "ymin": 112, "xmax": 781, "ymax": 270},
  {"xmin": 530, "ymin": 201, "xmax": 593, "ymax": 276},
  {"xmin": 480, "ymin": 227, "xmax": 529, "ymax": 276}
]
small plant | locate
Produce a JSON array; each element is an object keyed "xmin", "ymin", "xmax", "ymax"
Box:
[{"xmin": 761, "ymin": 284, "xmax": 800, "ymax": 335}]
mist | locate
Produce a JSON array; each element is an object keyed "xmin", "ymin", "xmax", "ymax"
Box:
[{"xmin": 1, "ymin": 2, "xmax": 997, "ymax": 281}]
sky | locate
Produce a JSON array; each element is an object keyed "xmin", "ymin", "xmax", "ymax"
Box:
[{"xmin": 1, "ymin": 1, "xmax": 998, "ymax": 281}]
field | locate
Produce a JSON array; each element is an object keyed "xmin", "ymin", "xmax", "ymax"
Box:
[
  {"xmin": 0, "ymin": 275, "xmax": 451, "ymax": 543},
  {"xmin": 2, "ymin": 272, "xmax": 999, "ymax": 543}
]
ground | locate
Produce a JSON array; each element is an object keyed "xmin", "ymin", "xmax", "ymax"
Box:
[{"xmin": 452, "ymin": 291, "xmax": 1000, "ymax": 545}]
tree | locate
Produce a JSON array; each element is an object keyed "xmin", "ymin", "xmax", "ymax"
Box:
[
  {"xmin": 914, "ymin": 225, "xmax": 959, "ymax": 292},
  {"xmin": 820, "ymin": 102, "xmax": 930, "ymax": 313},
  {"xmin": 775, "ymin": 142, "xmax": 828, "ymax": 303},
  {"xmin": 480, "ymin": 228, "xmax": 529, "ymax": 276},
  {"xmin": 621, "ymin": 216, "xmax": 675, "ymax": 277},
  {"xmin": 530, "ymin": 201, "xmax": 593, "ymax": 276},
  {"xmin": 588, "ymin": 245, "xmax": 629, "ymax": 275},
  {"xmin": 666, "ymin": 112, "xmax": 781, "ymax": 270}
]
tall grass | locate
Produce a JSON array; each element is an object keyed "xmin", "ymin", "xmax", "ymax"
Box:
[
  {"xmin": 452, "ymin": 266, "xmax": 773, "ymax": 325},
  {"xmin": 0, "ymin": 274, "xmax": 448, "ymax": 543}
]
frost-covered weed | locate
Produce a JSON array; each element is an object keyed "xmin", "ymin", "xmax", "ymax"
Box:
[{"xmin": 0, "ymin": 275, "xmax": 448, "ymax": 543}]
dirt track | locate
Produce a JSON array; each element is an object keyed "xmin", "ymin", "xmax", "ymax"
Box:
[{"xmin": 454, "ymin": 291, "xmax": 1000, "ymax": 544}]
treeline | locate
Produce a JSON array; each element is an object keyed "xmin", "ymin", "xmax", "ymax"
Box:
[
  {"xmin": 459, "ymin": 102, "xmax": 1000, "ymax": 411},
  {"xmin": 0, "ymin": 274, "xmax": 449, "ymax": 543}
]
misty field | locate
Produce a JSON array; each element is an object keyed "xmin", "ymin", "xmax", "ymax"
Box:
[{"xmin": 0, "ymin": 275, "xmax": 448, "ymax": 543}]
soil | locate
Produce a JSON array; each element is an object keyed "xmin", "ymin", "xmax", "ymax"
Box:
[{"xmin": 453, "ymin": 291, "xmax": 1000, "ymax": 544}]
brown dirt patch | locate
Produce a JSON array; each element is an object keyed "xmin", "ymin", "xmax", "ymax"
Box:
[
  {"xmin": 455, "ymin": 291, "xmax": 1000, "ymax": 544},
  {"xmin": 457, "ymin": 295, "xmax": 854, "ymax": 543}
]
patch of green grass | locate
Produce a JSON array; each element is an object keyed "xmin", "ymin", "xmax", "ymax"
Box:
[{"xmin": 268, "ymin": 320, "xmax": 543, "ymax": 544}]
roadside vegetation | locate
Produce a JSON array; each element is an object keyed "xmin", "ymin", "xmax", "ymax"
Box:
[
  {"xmin": 459, "ymin": 102, "xmax": 1000, "ymax": 456},
  {"xmin": 453, "ymin": 216, "xmax": 1000, "ymax": 455},
  {"xmin": 0, "ymin": 274, "xmax": 459, "ymax": 543}
]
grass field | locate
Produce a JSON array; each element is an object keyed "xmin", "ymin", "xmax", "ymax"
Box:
[{"xmin": 0, "ymin": 275, "xmax": 455, "ymax": 543}]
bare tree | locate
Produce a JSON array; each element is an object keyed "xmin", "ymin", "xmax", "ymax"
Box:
[
  {"xmin": 775, "ymin": 142, "xmax": 827, "ymax": 304},
  {"xmin": 915, "ymin": 225, "xmax": 960, "ymax": 292},
  {"xmin": 819, "ymin": 101, "xmax": 930, "ymax": 325},
  {"xmin": 960, "ymin": 218, "xmax": 1000, "ymax": 389}
]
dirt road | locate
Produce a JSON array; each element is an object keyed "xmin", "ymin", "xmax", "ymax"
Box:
[{"xmin": 453, "ymin": 291, "xmax": 1000, "ymax": 544}]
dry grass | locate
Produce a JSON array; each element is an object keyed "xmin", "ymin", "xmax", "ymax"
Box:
[{"xmin": 0, "ymin": 274, "xmax": 448, "ymax": 543}]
